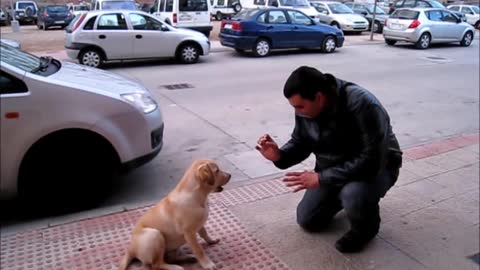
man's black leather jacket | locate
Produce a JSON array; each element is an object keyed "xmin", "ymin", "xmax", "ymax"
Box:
[{"xmin": 274, "ymin": 77, "xmax": 403, "ymax": 186}]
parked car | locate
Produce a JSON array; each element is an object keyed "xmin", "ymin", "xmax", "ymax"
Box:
[
  {"xmin": 11, "ymin": 0, "xmax": 38, "ymax": 25},
  {"xmin": 383, "ymin": 8, "xmax": 475, "ymax": 49},
  {"xmin": 248, "ymin": 0, "xmax": 321, "ymax": 22},
  {"xmin": 65, "ymin": 10, "xmax": 210, "ymax": 67},
  {"xmin": 151, "ymin": 0, "xmax": 213, "ymax": 37},
  {"xmin": 311, "ymin": 1, "xmax": 369, "ymax": 33},
  {"xmin": 219, "ymin": 8, "xmax": 344, "ymax": 56},
  {"xmin": 69, "ymin": 4, "xmax": 90, "ymax": 17},
  {"xmin": 447, "ymin": 4, "xmax": 479, "ymax": 28},
  {"xmin": 388, "ymin": 0, "xmax": 467, "ymax": 22},
  {"xmin": 140, "ymin": 2, "xmax": 154, "ymax": 12},
  {"xmin": 211, "ymin": 0, "xmax": 241, "ymax": 20},
  {"xmin": 344, "ymin": 2, "xmax": 389, "ymax": 33},
  {"xmin": 37, "ymin": 5, "xmax": 75, "ymax": 30},
  {"xmin": 0, "ymin": 40, "xmax": 164, "ymax": 204},
  {"xmin": 0, "ymin": 8, "xmax": 8, "ymax": 25}
]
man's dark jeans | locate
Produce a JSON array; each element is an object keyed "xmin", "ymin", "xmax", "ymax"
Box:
[{"xmin": 296, "ymin": 166, "xmax": 400, "ymax": 234}]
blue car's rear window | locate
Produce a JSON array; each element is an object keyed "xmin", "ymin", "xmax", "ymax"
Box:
[{"xmin": 233, "ymin": 9, "xmax": 261, "ymax": 19}]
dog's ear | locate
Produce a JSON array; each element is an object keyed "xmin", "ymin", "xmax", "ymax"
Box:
[{"xmin": 195, "ymin": 163, "xmax": 215, "ymax": 186}]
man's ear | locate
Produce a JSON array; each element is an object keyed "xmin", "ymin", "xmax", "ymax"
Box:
[{"xmin": 195, "ymin": 163, "xmax": 215, "ymax": 186}]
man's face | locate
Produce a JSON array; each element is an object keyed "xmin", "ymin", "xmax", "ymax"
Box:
[{"xmin": 288, "ymin": 93, "xmax": 328, "ymax": 119}]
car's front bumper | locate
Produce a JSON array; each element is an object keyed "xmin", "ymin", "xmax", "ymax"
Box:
[
  {"xmin": 340, "ymin": 22, "xmax": 368, "ymax": 31},
  {"xmin": 383, "ymin": 27, "xmax": 421, "ymax": 43},
  {"xmin": 219, "ymin": 33, "xmax": 256, "ymax": 50},
  {"xmin": 65, "ymin": 48, "xmax": 80, "ymax": 60}
]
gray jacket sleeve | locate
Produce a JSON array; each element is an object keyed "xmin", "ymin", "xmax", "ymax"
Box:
[{"xmin": 273, "ymin": 116, "xmax": 312, "ymax": 169}]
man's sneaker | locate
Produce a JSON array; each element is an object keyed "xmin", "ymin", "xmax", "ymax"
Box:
[{"xmin": 335, "ymin": 229, "xmax": 377, "ymax": 253}]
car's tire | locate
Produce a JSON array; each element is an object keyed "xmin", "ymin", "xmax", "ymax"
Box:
[
  {"xmin": 460, "ymin": 31, "xmax": 473, "ymax": 47},
  {"xmin": 475, "ymin": 21, "xmax": 480, "ymax": 29},
  {"xmin": 322, "ymin": 35, "xmax": 336, "ymax": 53},
  {"xmin": 203, "ymin": 30, "xmax": 210, "ymax": 38},
  {"xmin": 216, "ymin": 11, "xmax": 223, "ymax": 21},
  {"xmin": 373, "ymin": 21, "xmax": 382, "ymax": 33},
  {"xmin": 18, "ymin": 132, "xmax": 118, "ymax": 212},
  {"xmin": 252, "ymin": 38, "xmax": 270, "ymax": 57},
  {"xmin": 385, "ymin": 39, "xmax": 396, "ymax": 46},
  {"xmin": 415, "ymin": 32, "xmax": 430, "ymax": 49},
  {"xmin": 79, "ymin": 48, "xmax": 104, "ymax": 68},
  {"xmin": 233, "ymin": 2, "xmax": 242, "ymax": 13},
  {"xmin": 177, "ymin": 43, "xmax": 200, "ymax": 64},
  {"xmin": 331, "ymin": 22, "xmax": 340, "ymax": 29}
]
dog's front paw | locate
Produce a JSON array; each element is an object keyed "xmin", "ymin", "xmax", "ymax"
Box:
[
  {"xmin": 206, "ymin": 238, "xmax": 220, "ymax": 245},
  {"xmin": 200, "ymin": 258, "xmax": 217, "ymax": 270}
]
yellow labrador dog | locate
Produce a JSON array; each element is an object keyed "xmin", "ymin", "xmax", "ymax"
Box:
[{"xmin": 119, "ymin": 159, "xmax": 231, "ymax": 270}]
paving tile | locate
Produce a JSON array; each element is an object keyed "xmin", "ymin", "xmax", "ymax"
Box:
[
  {"xmin": 448, "ymin": 147, "xmax": 480, "ymax": 163},
  {"xmin": 395, "ymin": 167, "xmax": 424, "ymax": 186},
  {"xmin": 429, "ymin": 169, "xmax": 479, "ymax": 197},
  {"xmin": 422, "ymin": 151, "xmax": 475, "ymax": 171},
  {"xmin": 401, "ymin": 179, "xmax": 455, "ymax": 204},
  {"xmin": 381, "ymin": 187, "xmax": 434, "ymax": 221},
  {"xmin": 401, "ymin": 160, "xmax": 446, "ymax": 178}
]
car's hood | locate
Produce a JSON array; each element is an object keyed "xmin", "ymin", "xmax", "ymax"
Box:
[
  {"xmin": 334, "ymin": 13, "xmax": 368, "ymax": 22},
  {"xmin": 171, "ymin": 27, "xmax": 207, "ymax": 39},
  {"xmin": 50, "ymin": 61, "xmax": 148, "ymax": 95}
]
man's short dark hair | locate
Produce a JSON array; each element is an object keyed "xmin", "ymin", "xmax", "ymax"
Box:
[{"xmin": 283, "ymin": 66, "xmax": 337, "ymax": 100}]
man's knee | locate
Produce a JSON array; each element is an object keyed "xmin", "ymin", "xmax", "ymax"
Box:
[
  {"xmin": 296, "ymin": 204, "xmax": 337, "ymax": 232},
  {"xmin": 339, "ymin": 182, "xmax": 373, "ymax": 212}
]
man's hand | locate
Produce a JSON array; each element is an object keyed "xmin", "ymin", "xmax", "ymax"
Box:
[
  {"xmin": 256, "ymin": 134, "xmax": 281, "ymax": 162},
  {"xmin": 283, "ymin": 171, "xmax": 320, "ymax": 192}
]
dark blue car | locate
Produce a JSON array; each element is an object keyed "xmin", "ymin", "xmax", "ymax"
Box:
[{"xmin": 219, "ymin": 8, "xmax": 345, "ymax": 57}]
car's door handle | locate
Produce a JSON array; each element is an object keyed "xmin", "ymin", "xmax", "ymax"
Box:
[
  {"xmin": 267, "ymin": 26, "xmax": 274, "ymax": 29},
  {"xmin": 99, "ymin": 35, "xmax": 106, "ymax": 39},
  {"xmin": 136, "ymin": 34, "xmax": 142, "ymax": 39}
]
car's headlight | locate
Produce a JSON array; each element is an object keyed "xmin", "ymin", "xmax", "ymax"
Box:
[{"xmin": 121, "ymin": 92, "xmax": 158, "ymax": 114}]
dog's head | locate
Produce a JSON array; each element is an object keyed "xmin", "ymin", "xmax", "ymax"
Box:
[{"xmin": 194, "ymin": 160, "xmax": 231, "ymax": 193}]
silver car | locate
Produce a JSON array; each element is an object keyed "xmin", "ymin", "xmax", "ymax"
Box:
[
  {"xmin": 310, "ymin": 1, "xmax": 369, "ymax": 33},
  {"xmin": 64, "ymin": 10, "xmax": 211, "ymax": 68},
  {"xmin": 383, "ymin": 8, "xmax": 475, "ymax": 49}
]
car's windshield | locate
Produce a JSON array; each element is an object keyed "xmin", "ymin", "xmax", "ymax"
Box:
[
  {"xmin": 102, "ymin": 1, "xmax": 137, "ymax": 10},
  {"xmin": 366, "ymin": 4, "xmax": 386, "ymax": 14},
  {"xmin": 179, "ymin": 0, "xmax": 209, "ymax": 11},
  {"xmin": 472, "ymin": 6, "xmax": 479, "ymax": 14},
  {"xmin": 279, "ymin": 0, "xmax": 309, "ymax": 7},
  {"xmin": 429, "ymin": 0, "xmax": 444, "ymax": 8},
  {"xmin": 327, "ymin": 3, "xmax": 353, "ymax": 14},
  {"xmin": 0, "ymin": 43, "xmax": 41, "ymax": 73},
  {"xmin": 47, "ymin": 6, "xmax": 69, "ymax": 13}
]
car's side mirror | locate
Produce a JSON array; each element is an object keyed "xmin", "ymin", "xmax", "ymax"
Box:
[{"xmin": 161, "ymin": 24, "xmax": 169, "ymax": 31}]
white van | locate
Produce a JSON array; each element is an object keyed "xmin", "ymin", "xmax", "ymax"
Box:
[
  {"xmin": 151, "ymin": 0, "xmax": 213, "ymax": 37},
  {"xmin": 240, "ymin": 0, "xmax": 320, "ymax": 21},
  {"xmin": 91, "ymin": 0, "xmax": 137, "ymax": 10}
]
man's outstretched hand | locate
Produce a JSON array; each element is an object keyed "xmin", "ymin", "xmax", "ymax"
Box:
[
  {"xmin": 256, "ymin": 134, "xmax": 281, "ymax": 162},
  {"xmin": 283, "ymin": 171, "xmax": 320, "ymax": 192}
]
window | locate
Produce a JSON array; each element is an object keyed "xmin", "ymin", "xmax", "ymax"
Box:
[
  {"xmin": 267, "ymin": 10, "xmax": 287, "ymax": 24},
  {"xmin": 461, "ymin": 7, "xmax": 473, "ymax": 15},
  {"xmin": 327, "ymin": 3, "xmax": 354, "ymax": 14},
  {"xmin": 390, "ymin": 9, "xmax": 419, "ymax": 19},
  {"xmin": 129, "ymin": 13, "xmax": 162, "ymax": 30},
  {"xmin": 83, "ymin": 16, "xmax": 97, "ymax": 30},
  {"xmin": 102, "ymin": 1, "xmax": 137, "ymax": 10},
  {"xmin": 448, "ymin": 6, "xmax": 459, "ymax": 11},
  {"xmin": 166, "ymin": 0, "xmax": 173, "ymax": 11},
  {"xmin": 254, "ymin": 0, "xmax": 265, "ymax": 5},
  {"xmin": 257, "ymin": 12, "xmax": 266, "ymax": 23},
  {"xmin": 97, "ymin": 13, "xmax": 128, "ymax": 30},
  {"xmin": 416, "ymin": 1, "xmax": 430, "ymax": 8},
  {"xmin": 403, "ymin": 0, "xmax": 415, "ymax": 7},
  {"xmin": 0, "ymin": 71, "xmax": 28, "ymax": 95},
  {"xmin": 313, "ymin": 4, "xmax": 328, "ymax": 14},
  {"xmin": 217, "ymin": 0, "xmax": 225, "ymax": 5},
  {"xmin": 279, "ymin": 0, "xmax": 309, "ymax": 7},
  {"xmin": 267, "ymin": 0, "xmax": 278, "ymax": 7},
  {"xmin": 427, "ymin": 10, "xmax": 443, "ymax": 21},
  {"xmin": 442, "ymin": 10, "xmax": 458, "ymax": 23},
  {"xmin": 353, "ymin": 5, "xmax": 367, "ymax": 14},
  {"xmin": 287, "ymin": 10, "xmax": 311, "ymax": 24},
  {"xmin": 394, "ymin": 0, "xmax": 404, "ymax": 7},
  {"xmin": 0, "ymin": 43, "xmax": 40, "ymax": 73},
  {"xmin": 179, "ymin": 0, "xmax": 208, "ymax": 11}
]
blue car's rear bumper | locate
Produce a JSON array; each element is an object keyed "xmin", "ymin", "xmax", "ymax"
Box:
[{"xmin": 219, "ymin": 33, "xmax": 257, "ymax": 50}]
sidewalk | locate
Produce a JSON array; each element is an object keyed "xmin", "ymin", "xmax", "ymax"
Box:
[{"xmin": 1, "ymin": 133, "xmax": 478, "ymax": 270}]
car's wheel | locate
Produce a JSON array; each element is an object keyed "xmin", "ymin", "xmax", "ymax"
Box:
[
  {"xmin": 322, "ymin": 36, "xmax": 336, "ymax": 53},
  {"xmin": 331, "ymin": 22, "xmax": 340, "ymax": 29},
  {"xmin": 373, "ymin": 21, "xmax": 382, "ymax": 33},
  {"xmin": 177, "ymin": 43, "xmax": 200, "ymax": 64},
  {"xmin": 253, "ymin": 38, "xmax": 270, "ymax": 57},
  {"xmin": 18, "ymin": 132, "xmax": 118, "ymax": 212},
  {"xmin": 460, "ymin": 31, "xmax": 473, "ymax": 47},
  {"xmin": 216, "ymin": 11, "xmax": 223, "ymax": 21},
  {"xmin": 415, "ymin": 32, "xmax": 430, "ymax": 49},
  {"xmin": 79, "ymin": 48, "xmax": 104, "ymax": 68},
  {"xmin": 475, "ymin": 21, "xmax": 480, "ymax": 29},
  {"xmin": 233, "ymin": 2, "xmax": 242, "ymax": 13},
  {"xmin": 385, "ymin": 39, "xmax": 396, "ymax": 46}
]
